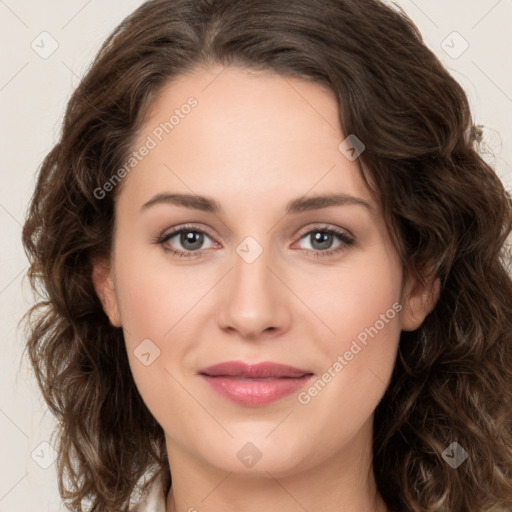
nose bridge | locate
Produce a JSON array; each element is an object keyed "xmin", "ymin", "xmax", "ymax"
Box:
[
  {"xmin": 232, "ymin": 235, "xmax": 276, "ymax": 309},
  {"xmin": 234, "ymin": 237, "xmax": 271, "ymax": 291},
  {"xmin": 217, "ymin": 234, "xmax": 290, "ymax": 337}
]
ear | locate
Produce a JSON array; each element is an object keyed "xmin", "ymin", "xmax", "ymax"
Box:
[
  {"xmin": 91, "ymin": 257, "xmax": 122, "ymax": 327},
  {"xmin": 400, "ymin": 269, "xmax": 440, "ymax": 332}
]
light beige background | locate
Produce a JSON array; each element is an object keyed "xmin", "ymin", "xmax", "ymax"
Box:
[{"xmin": 1, "ymin": 0, "xmax": 511, "ymax": 510}]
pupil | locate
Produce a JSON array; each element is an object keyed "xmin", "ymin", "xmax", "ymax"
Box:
[
  {"xmin": 312, "ymin": 232, "xmax": 332, "ymax": 250},
  {"xmin": 182, "ymin": 231, "xmax": 203, "ymax": 250}
]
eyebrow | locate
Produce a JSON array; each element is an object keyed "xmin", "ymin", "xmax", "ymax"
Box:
[{"xmin": 140, "ymin": 192, "xmax": 374, "ymax": 215}]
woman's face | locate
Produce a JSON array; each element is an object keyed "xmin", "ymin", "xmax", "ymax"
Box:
[{"xmin": 94, "ymin": 64, "xmax": 433, "ymax": 478}]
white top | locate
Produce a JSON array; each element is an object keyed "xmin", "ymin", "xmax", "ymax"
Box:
[{"xmin": 129, "ymin": 475, "xmax": 167, "ymax": 512}]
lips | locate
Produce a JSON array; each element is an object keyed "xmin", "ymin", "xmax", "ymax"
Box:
[
  {"xmin": 198, "ymin": 361, "xmax": 311, "ymax": 379},
  {"xmin": 198, "ymin": 361, "xmax": 314, "ymax": 406}
]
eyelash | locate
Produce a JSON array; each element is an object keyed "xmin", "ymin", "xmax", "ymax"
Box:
[{"xmin": 154, "ymin": 223, "xmax": 355, "ymax": 259}]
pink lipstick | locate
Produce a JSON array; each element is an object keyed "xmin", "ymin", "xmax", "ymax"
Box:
[{"xmin": 198, "ymin": 361, "xmax": 314, "ymax": 406}]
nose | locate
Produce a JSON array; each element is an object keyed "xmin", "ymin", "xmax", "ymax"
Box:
[{"xmin": 216, "ymin": 240, "xmax": 292, "ymax": 341}]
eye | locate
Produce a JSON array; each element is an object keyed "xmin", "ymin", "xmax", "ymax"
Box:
[
  {"xmin": 294, "ymin": 226, "xmax": 355, "ymax": 257},
  {"xmin": 155, "ymin": 224, "xmax": 218, "ymax": 257},
  {"xmin": 154, "ymin": 224, "xmax": 355, "ymax": 259}
]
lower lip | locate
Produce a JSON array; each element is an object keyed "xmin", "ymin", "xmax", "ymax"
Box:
[{"xmin": 200, "ymin": 375, "xmax": 313, "ymax": 406}]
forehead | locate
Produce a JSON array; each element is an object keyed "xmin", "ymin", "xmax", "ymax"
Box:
[{"xmin": 121, "ymin": 64, "xmax": 373, "ymax": 211}]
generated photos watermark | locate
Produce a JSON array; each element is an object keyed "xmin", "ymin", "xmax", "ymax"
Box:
[
  {"xmin": 297, "ymin": 301, "xmax": 402, "ymax": 405},
  {"xmin": 93, "ymin": 96, "xmax": 198, "ymax": 200}
]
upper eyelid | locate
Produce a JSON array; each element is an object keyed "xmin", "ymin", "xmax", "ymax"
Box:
[
  {"xmin": 160, "ymin": 224, "xmax": 215, "ymax": 242},
  {"xmin": 295, "ymin": 224, "xmax": 354, "ymax": 240}
]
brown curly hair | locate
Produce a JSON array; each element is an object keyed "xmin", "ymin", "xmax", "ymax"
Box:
[{"xmin": 21, "ymin": 0, "xmax": 512, "ymax": 510}]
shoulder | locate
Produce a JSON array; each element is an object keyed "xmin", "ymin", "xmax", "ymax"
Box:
[{"xmin": 129, "ymin": 473, "xmax": 167, "ymax": 512}]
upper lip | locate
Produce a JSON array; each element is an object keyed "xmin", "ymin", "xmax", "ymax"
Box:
[{"xmin": 198, "ymin": 361, "xmax": 313, "ymax": 378}]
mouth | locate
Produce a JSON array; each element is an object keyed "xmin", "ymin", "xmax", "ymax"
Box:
[{"xmin": 197, "ymin": 361, "xmax": 314, "ymax": 406}]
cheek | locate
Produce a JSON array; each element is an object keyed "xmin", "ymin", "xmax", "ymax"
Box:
[
  {"xmin": 114, "ymin": 245, "xmax": 213, "ymax": 343},
  {"xmin": 294, "ymin": 248, "xmax": 402, "ymax": 417},
  {"xmin": 111, "ymin": 245, "xmax": 220, "ymax": 409},
  {"xmin": 112, "ymin": 254, "xmax": 199, "ymax": 427},
  {"xmin": 300, "ymin": 245, "xmax": 402, "ymax": 349}
]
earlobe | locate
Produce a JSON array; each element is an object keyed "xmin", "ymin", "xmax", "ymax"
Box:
[
  {"xmin": 91, "ymin": 258, "xmax": 122, "ymax": 327},
  {"xmin": 400, "ymin": 272, "xmax": 440, "ymax": 332}
]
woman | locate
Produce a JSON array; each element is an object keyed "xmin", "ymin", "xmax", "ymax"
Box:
[{"xmin": 21, "ymin": 0, "xmax": 512, "ymax": 511}]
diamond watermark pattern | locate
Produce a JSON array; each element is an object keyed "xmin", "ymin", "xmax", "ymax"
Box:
[
  {"xmin": 31, "ymin": 441, "xmax": 57, "ymax": 469},
  {"xmin": 338, "ymin": 134, "xmax": 365, "ymax": 161},
  {"xmin": 134, "ymin": 338, "xmax": 161, "ymax": 366},
  {"xmin": 441, "ymin": 441, "xmax": 468, "ymax": 468},
  {"xmin": 30, "ymin": 31, "xmax": 59, "ymax": 59},
  {"xmin": 236, "ymin": 236, "xmax": 263, "ymax": 264},
  {"xmin": 441, "ymin": 31, "xmax": 469, "ymax": 59},
  {"xmin": 237, "ymin": 442, "xmax": 263, "ymax": 468}
]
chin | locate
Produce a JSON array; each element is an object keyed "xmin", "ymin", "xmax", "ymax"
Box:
[{"xmin": 193, "ymin": 434, "xmax": 316, "ymax": 477}]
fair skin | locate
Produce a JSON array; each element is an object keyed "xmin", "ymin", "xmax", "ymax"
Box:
[{"xmin": 93, "ymin": 64, "xmax": 438, "ymax": 512}]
